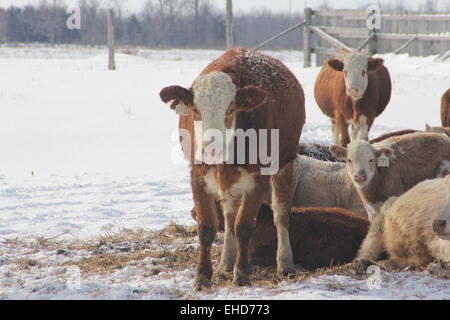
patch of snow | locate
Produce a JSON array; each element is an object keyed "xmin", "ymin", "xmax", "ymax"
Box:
[{"xmin": 0, "ymin": 46, "xmax": 449, "ymax": 299}]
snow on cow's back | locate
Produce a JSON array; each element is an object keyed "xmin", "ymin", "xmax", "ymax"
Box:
[{"xmin": 199, "ymin": 47, "xmax": 301, "ymax": 91}]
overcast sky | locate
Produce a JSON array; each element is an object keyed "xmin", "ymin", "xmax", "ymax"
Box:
[{"xmin": 0, "ymin": 0, "xmax": 447, "ymax": 13}]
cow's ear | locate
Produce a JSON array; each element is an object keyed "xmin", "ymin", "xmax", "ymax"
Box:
[
  {"xmin": 159, "ymin": 85, "xmax": 193, "ymax": 110},
  {"xmin": 368, "ymin": 58, "xmax": 384, "ymax": 71},
  {"xmin": 235, "ymin": 85, "xmax": 268, "ymax": 112},
  {"xmin": 329, "ymin": 145, "xmax": 347, "ymax": 160},
  {"xmin": 328, "ymin": 59, "xmax": 344, "ymax": 72},
  {"xmin": 375, "ymin": 147, "xmax": 395, "ymax": 158}
]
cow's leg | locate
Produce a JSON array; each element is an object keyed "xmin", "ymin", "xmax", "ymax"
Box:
[
  {"xmin": 350, "ymin": 116, "xmax": 359, "ymax": 140},
  {"xmin": 351, "ymin": 124, "xmax": 358, "ymax": 140},
  {"xmin": 331, "ymin": 119, "xmax": 339, "ymax": 145},
  {"xmin": 218, "ymin": 198, "xmax": 239, "ymax": 272},
  {"xmin": 428, "ymin": 236, "xmax": 450, "ymax": 262},
  {"xmin": 336, "ymin": 114, "xmax": 351, "ymax": 146},
  {"xmin": 191, "ymin": 170, "xmax": 219, "ymax": 291},
  {"xmin": 356, "ymin": 115, "xmax": 370, "ymax": 140},
  {"xmin": 233, "ymin": 176, "xmax": 269, "ymax": 286},
  {"xmin": 271, "ymin": 161, "xmax": 295, "ymax": 275},
  {"xmin": 355, "ymin": 213, "xmax": 385, "ymax": 264}
]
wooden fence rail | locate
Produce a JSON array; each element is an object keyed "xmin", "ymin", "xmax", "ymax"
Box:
[{"xmin": 312, "ymin": 9, "xmax": 450, "ymax": 66}]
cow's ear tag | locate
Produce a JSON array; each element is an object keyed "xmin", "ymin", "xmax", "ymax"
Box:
[
  {"xmin": 377, "ymin": 152, "xmax": 389, "ymax": 167},
  {"xmin": 175, "ymin": 103, "xmax": 188, "ymax": 116}
]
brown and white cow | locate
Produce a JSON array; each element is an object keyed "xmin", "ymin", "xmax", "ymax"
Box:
[
  {"xmin": 159, "ymin": 47, "xmax": 305, "ymax": 289},
  {"xmin": 314, "ymin": 49, "xmax": 391, "ymax": 146},
  {"xmin": 330, "ymin": 132, "xmax": 450, "ymax": 220},
  {"xmin": 441, "ymin": 88, "xmax": 450, "ymax": 127}
]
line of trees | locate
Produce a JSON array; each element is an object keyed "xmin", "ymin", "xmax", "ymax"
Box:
[
  {"xmin": 0, "ymin": 0, "xmax": 303, "ymax": 49},
  {"xmin": 0, "ymin": 0, "xmax": 447, "ymax": 49}
]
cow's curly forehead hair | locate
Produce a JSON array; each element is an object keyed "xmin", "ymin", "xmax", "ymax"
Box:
[
  {"xmin": 192, "ymin": 71, "xmax": 237, "ymax": 112},
  {"xmin": 340, "ymin": 52, "xmax": 369, "ymax": 69},
  {"xmin": 347, "ymin": 140, "xmax": 375, "ymax": 158}
]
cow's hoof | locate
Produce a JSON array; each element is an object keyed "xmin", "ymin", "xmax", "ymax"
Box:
[
  {"xmin": 193, "ymin": 274, "xmax": 211, "ymax": 291},
  {"xmin": 218, "ymin": 263, "xmax": 234, "ymax": 273},
  {"xmin": 376, "ymin": 259, "xmax": 399, "ymax": 272},
  {"xmin": 352, "ymin": 258, "xmax": 376, "ymax": 270},
  {"xmin": 277, "ymin": 262, "xmax": 295, "ymax": 276},
  {"xmin": 232, "ymin": 269, "xmax": 251, "ymax": 287}
]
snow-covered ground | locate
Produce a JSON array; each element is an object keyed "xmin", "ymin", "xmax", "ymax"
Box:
[{"xmin": 0, "ymin": 45, "xmax": 449, "ymax": 299}]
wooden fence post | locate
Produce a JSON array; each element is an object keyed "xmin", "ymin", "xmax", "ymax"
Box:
[
  {"xmin": 367, "ymin": 31, "xmax": 377, "ymax": 55},
  {"xmin": 108, "ymin": 9, "xmax": 116, "ymax": 70},
  {"xmin": 303, "ymin": 8, "xmax": 312, "ymax": 68},
  {"xmin": 226, "ymin": 0, "xmax": 233, "ymax": 49}
]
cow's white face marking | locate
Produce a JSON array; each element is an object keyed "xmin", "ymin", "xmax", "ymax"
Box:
[
  {"xmin": 192, "ymin": 71, "xmax": 237, "ymax": 162},
  {"xmin": 346, "ymin": 140, "xmax": 377, "ymax": 189},
  {"xmin": 342, "ymin": 53, "xmax": 369, "ymax": 100}
]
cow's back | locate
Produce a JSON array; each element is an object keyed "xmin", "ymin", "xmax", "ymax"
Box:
[{"xmin": 377, "ymin": 132, "xmax": 450, "ymax": 196}]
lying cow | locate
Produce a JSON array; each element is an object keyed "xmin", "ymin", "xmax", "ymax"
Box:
[
  {"xmin": 330, "ymin": 132, "xmax": 450, "ymax": 220},
  {"xmin": 292, "ymin": 155, "xmax": 367, "ymax": 219},
  {"xmin": 425, "ymin": 123, "xmax": 450, "ymax": 137},
  {"xmin": 355, "ymin": 176, "xmax": 450, "ymax": 269},
  {"xmin": 249, "ymin": 204, "xmax": 369, "ymax": 270}
]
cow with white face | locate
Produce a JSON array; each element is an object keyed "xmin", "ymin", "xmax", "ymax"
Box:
[
  {"xmin": 314, "ymin": 50, "xmax": 392, "ymax": 146},
  {"xmin": 191, "ymin": 71, "xmax": 267, "ymax": 164},
  {"xmin": 331, "ymin": 140, "xmax": 394, "ymax": 191},
  {"xmin": 159, "ymin": 47, "xmax": 305, "ymax": 290},
  {"xmin": 330, "ymin": 132, "xmax": 450, "ymax": 221}
]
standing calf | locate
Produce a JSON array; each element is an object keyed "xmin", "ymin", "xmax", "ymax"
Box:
[
  {"xmin": 160, "ymin": 48, "xmax": 305, "ymax": 289},
  {"xmin": 314, "ymin": 49, "xmax": 391, "ymax": 146}
]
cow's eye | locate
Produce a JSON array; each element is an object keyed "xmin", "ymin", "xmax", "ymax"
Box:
[
  {"xmin": 348, "ymin": 159, "xmax": 352, "ymax": 163},
  {"xmin": 369, "ymin": 158, "xmax": 374, "ymax": 163},
  {"xmin": 226, "ymin": 108, "xmax": 234, "ymax": 115},
  {"xmin": 193, "ymin": 108, "xmax": 199, "ymax": 114},
  {"xmin": 362, "ymin": 70, "xmax": 366, "ymax": 77}
]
